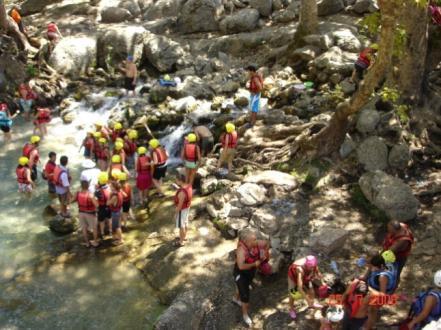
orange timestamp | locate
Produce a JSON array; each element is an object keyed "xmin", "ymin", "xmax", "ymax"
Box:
[{"xmin": 327, "ymin": 294, "xmax": 398, "ymax": 306}]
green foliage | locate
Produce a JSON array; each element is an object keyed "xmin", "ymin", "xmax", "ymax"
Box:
[
  {"xmin": 328, "ymin": 84, "xmax": 346, "ymax": 108},
  {"xmin": 290, "ymin": 159, "xmax": 331, "ymax": 188},
  {"xmin": 360, "ymin": 12, "xmax": 381, "ymax": 36},
  {"xmin": 275, "ymin": 162, "xmax": 290, "ymax": 172},
  {"xmin": 350, "ymin": 185, "xmax": 389, "ymax": 222},
  {"xmin": 378, "ymin": 87, "xmax": 411, "ymax": 124},
  {"xmin": 379, "ymin": 87, "xmax": 400, "ymax": 103},
  {"xmin": 396, "ymin": 104, "xmax": 410, "ymax": 124},
  {"xmin": 393, "ymin": 26, "xmax": 407, "ymax": 58},
  {"xmin": 26, "ymin": 64, "xmax": 37, "ymax": 78}
]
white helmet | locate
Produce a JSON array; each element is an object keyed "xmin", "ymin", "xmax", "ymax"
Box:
[{"xmin": 434, "ymin": 270, "xmax": 441, "ymax": 287}]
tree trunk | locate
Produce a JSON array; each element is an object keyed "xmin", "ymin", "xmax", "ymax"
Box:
[
  {"xmin": 299, "ymin": 0, "xmax": 399, "ymax": 158},
  {"xmin": 392, "ymin": 0, "xmax": 429, "ymax": 103},
  {"xmin": 0, "ymin": 0, "xmax": 7, "ymax": 32},
  {"xmin": 287, "ymin": 0, "xmax": 318, "ymax": 53}
]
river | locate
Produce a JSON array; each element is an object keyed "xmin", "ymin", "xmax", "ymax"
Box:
[{"xmin": 0, "ymin": 97, "xmax": 163, "ymax": 329}]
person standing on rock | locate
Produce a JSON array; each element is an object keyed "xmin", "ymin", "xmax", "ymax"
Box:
[
  {"xmin": 232, "ymin": 229, "xmax": 260, "ymax": 327},
  {"xmin": 9, "ymin": 7, "xmax": 27, "ymax": 36},
  {"xmin": 42, "ymin": 151, "xmax": 57, "ymax": 195},
  {"xmin": 22, "ymin": 135, "xmax": 41, "ymax": 182},
  {"xmin": 149, "ymin": 139, "xmax": 168, "ymax": 197},
  {"xmin": 181, "ymin": 133, "xmax": 201, "ymax": 186},
  {"xmin": 95, "ymin": 137, "xmax": 110, "ymax": 171},
  {"xmin": 107, "ymin": 180, "xmax": 126, "ymax": 245},
  {"xmin": 54, "ymin": 156, "xmax": 72, "ymax": 218},
  {"xmin": 0, "ymin": 102, "xmax": 14, "ymax": 143},
  {"xmin": 80, "ymin": 159, "xmax": 101, "ymax": 194},
  {"xmin": 173, "ymin": 174, "xmax": 193, "ymax": 247},
  {"xmin": 193, "ymin": 125, "xmax": 214, "ymax": 157},
  {"xmin": 95, "ymin": 172, "xmax": 111, "ymax": 238},
  {"xmin": 246, "ymin": 65, "xmax": 263, "ymax": 127},
  {"xmin": 16, "ymin": 157, "xmax": 34, "ymax": 195},
  {"xmin": 75, "ymin": 180, "xmax": 99, "ymax": 248},
  {"xmin": 18, "ymin": 79, "xmax": 37, "ymax": 121},
  {"xmin": 120, "ymin": 55, "xmax": 137, "ymax": 97},
  {"xmin": 350, "ymin": 44, "xmax": 378, "ymax": 84},
  {"xmin": 136, "ymin": 146, "xmax": 152, "ymax": 205},
  {"xmin": 287, "ymin": 255, "xmax": 324, "ymax": 319},
  {"xmin": 33, "ymin": 107, "xmax": 52, "ymax": 137},
  {"xmin": 217, "ymin": 122, "xmax": 238, "ymax": 174}
]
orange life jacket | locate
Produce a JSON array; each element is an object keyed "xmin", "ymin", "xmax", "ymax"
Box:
[
  {"xmin": 11, "ymin": 9, "xmax": 21, "ymax": 24},
  {"xmin": 76, "ymin": 191, "xmax": 96, "ymax": 213},
  {"xmin": 96, "ymin": 185, "xmax": 110, "ymax": 206},
  {"xmin": 137, "ymin": 155, "xmax": 151, "ymax": 174},
  {"xmin": 22, "ymin": 143, "xmax": 39, "ymax": 163},
  {"xmin": 382, "ymin": 223, "xmax": 414, "ymax": 259},
  {"xmin": 84, "ymin": 137, "xmax": 94, "ymax": 150},
  {"xmin": 174, "ymin": 185, "xmax": 193, "ymax": 210},
  {"xmin": 109, "ymin": 191, "xmax": 123, "ymax": 212},
  {"xmin": 122, "ymin": 184, "xmax": 131, "ymax": 202},
  {"xmin": 16, "ymin": 166, "xmax": 30, "ymax": 184},
  {"xmin": 153, "ymin": 147, "xmax": 168, "ymax": 165},
  {"xmin": 221, "ymin": 132, "xmax": 238, "ymax": 149},
  {"xmin": 344, "ymin": 279, "xmax": 367, "ymax": 318},
  {"xmin": 44, "ymin": 161, "xmax": 56, "ymax": 182},
  {"xmin": 47, "ymin": 23, "xmax": 57, "ymax": 33},
  {"xmin": 53, "ymin": 166, "xmax": 70, "ymax": 187},
  {"xmin": 184, "ymin": 143, "xmax": 199, "ymax": 162}
]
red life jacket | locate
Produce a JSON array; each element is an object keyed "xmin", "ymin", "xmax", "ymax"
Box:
[
  {"xmin": 76, "ymin": 191, "xmax": 96, "ymax": 213},
  {"xmin": 184, "ymin": 143, "xmax": 199, "ymax": 162},
  {"xmin": 174, "ymin": 185, "xmax": 193, "ymax": 210},
  {"xmin": 16, "ymin": 166, "xmax": 30, "ymax": 184},
  {"xmin": 344, "ymin": 279, "xmax": 364, "ymax": 318},
  {"xmin": 96, "ymin": 185, "xmax": 110, "ymax": 206},
  {"xmin": 382, "ymin": 223, "xmax": 414, "ymax": 259},
  {"xmin": 109, "ymin": 191, "xmax": 123, "ymax": 212},
  {"xmin": 137, "ymin": 155, "xmax": 151, "ymax": 174},
  {"xmin": 249, "ymin": 74, "xmax": 263, "ymax": 94},
  {"xmin": 124, "ymin": 140, "xmax": 137, "ymax": 156},
  {"xmin": 238, "ymin": 241, "xmax": 260, "ymax": 265},
  {"xmin": 153, "ymin": 147, "xmax": 168, "ymax": 165},
  {"xmin": 19, "ymin": 84, "xmax": 36, "ymax": 100},
  {"xmin": 44, "ymin": 161, "xmax": 56, "ymax": 183},
  {"xmin": 47, "ymin": 23, "xmax": 57, "ymax": 33},
  {"xmin": 37, "ymin": 108, "xmax": 51, "ymax": 122},
  {"xmin": 22, "ymin": 143, "xmax": 40, "ymax": 163},
  {"xmin": 84, "ymin": 137, "xmax": 94, "ymax": 150},
  {"xmin": 221, "ymin": 132, "xmax": 238, "ymax": 149},
  {"xmin": 358, "ymin": 48, "xmax": 373, "ymax": 67},
  {"xmin": 53, "ymin": 166, "xmax": 70, "ymax": 187},
  {"xmin": 95, "ymin": 144, "xmax": 108, "ymax": 160},
  {"xmin": 288, "ymin": 261, "xmax": 318, "ymax": 285},
  {"xmin": 122, "ymin": 184, "xmax": 131, "ymax": 202},
  {"xmin": 0, "ymin": 103, "xmax": 7, "ymax": 112}
]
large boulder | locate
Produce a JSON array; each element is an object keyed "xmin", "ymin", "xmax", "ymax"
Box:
[
  {"xmin": 249, "ymin": 0, "xmax": 272, "ymax": 17},
  {"xmin": 177, "ymin": 0, "xmax": 224, "ymax": 34},
  {"xmin": 201, "ymin": 177, "xmax": 218, "ymax": 195},
  {"xmin": 357, "ymin": 136, "xmax": 389, "ymax": 171},
  {"xmin": 219, "ymin": 9, "xmax": 260, "ymax": 34},
  {"xmin": 176, "ymin": 76, "xmax": 215, "ymax": 99},
  {"xmin": 317, "ymin": 0, "xmax": 345, "ymax": 16},
  {"xmin": 101, "ymin": 7, "xmax": 133, "ymax": 23},
  {"xmin": 351, "ymin": 0, "xmax": 378, "ymax": 14},
  {"xmin": 20, "ymin": 0, "xmax": 61, "ymax": 15},
  {"xmin": 144, "ymin": 35, "xmax": 186, "ymax": 72},
  {"xmin": 119, "ymin": 0, "xmax": 142, "ymax": 17},
  {"xmin": 308, "ymin": 227, "xmax": 349, "ymax": 254},
  {"xmin": 143, "ymin": 0, "xmax": 185, "ymax": 20},
  {"xmin": 313, "ymin": 46, "xmax": 358, "ymax": 75},
  {"xmin": 359, "ymin": 171, "xmax": 419, "ymax": 221},
  {"xmin": 356, "ymin": 109, "xmax": 380, "ymax": 134},
  {"xmin": 236, "ymin": 183, "xmax": 267, "ymax": 206},
  {"xmin": 49, "ymin": 37, "xmax": 96, "ymax": 77},
  {"xmin": 388, "ymin": 144, "xmax": 411, "ymax": 170},
  {"xmin": 332, "ymin": 28, "xmax": 361, "ymax": 52},
  {"xmin": 250, "ymin": 206, "xmax": 279, "ymax": 235},
  {"xmin": 244, "ymin": 171, "xmax": 298, "ymax": 189},
  {"xmin": 49, "ymin": 215, "xmax": 79, "ymax": 235}
]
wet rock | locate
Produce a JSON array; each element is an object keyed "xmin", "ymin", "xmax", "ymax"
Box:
[
  {"xmin": 244, "ymin": 171, "xmax": 298, "ymax": 189},
  {"xmin": 332, "ymin": 28, "xmax": 361, "ymax": 52},
  {"xmin": 359, "ymin": 170, "xmax": 419, "ymax": 221},
  {"xmin": 233, "ymin": 95, "xmax": 249, "ymax": 107},
  {"xmin": 149, "ymin": 84, "xmax": 175, "ymax": 104},
  {"xmin": 357, "ymin": 136, "xmax": 388, "ymax": 171},
  {"xmin": 351, "ymin": 0, "xmax": 378, "ymax": 14},
  {"xmin": 177, "ymin": 0, "xmax": 223, "ymax": 33},
  {"xmin": 250, "ymin": 206, "xmax": 279, "ymax": 235},
  {"xmin": 308, "ymin": 227, "xmax": 349, "ymax": 254},
  {"xmin": 101, "ymin": 7, "xmax": 133, "ymax": 23},
  {"xmin": 318, "ymin": 0, "xmax": 345, "ymax": 16},
  {"xmin": 388, "ymin": 144, "xmax": 411, "ymax": 170},
  {"xmin": 144, "ymin": 35, "xmax": 186, "ymax": 73},
  {"xmin": 201, "ymin": 177, "xmax": 218, "ymax": 196},
  {"xmin": 169, "ymin": 96, "xmax": 197, "ymax": 113},
  {"xmin": 49, "ymin": 215, "xmax": 79, "ymax": 235},
  {"xmin": 119, "ymin": 0, "xmax": 142, "ymax": 17},
  {"xmin": 61, "ymin": 111, "xmax": 76, "ymax": 124},
  {"xmin": 356, "ymin": 109, "xmax": 380, "ymax": 134},
  {"xmin": 219, "ymin": 9, "xmax": 260, "ymax": 34},
  {"xmin": 249, "ymin": 0, "xmax": 272, "ymax": 17},
  {"xmin": 236, "ymin": 183, "xmax": 267, "ymax": 206}
]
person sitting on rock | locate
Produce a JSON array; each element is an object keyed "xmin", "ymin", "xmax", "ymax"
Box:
[
  {"xmin": 350, "ymin": 44, "xmax": 378, "ymax": 84},
  {"xmin": 287, "ymin": 255, "xmax": 324, "ymax": 319}
]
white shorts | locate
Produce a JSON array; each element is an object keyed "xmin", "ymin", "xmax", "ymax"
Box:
[
  {"xmin": 175, "ymin": 208, "xmax": 190, "ymax": 229},
  {"xmin": 18, "ymin": 183, "xmax": 32, "ymax": 193}
]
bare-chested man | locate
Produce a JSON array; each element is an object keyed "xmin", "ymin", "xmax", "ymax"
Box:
[{"xmin": 121, "ymin": 55, "xmax": 137, "ymax": 96}]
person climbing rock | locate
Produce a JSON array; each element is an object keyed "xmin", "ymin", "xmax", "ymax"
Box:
[
  {"xmin": 81, "ymin": 131, "xmax": 95, "ymax": 159},
  {"xmin": 351, "ymin": 44, "xmax": 378, "ymax": 84},
  {"xmin": 33, "ymin": 107, "xmax": 52, "ymax": 137},
  {"xmin": 287, "ymin": 255, "xmax": 324, "ymax": 319},
  {"xmin": 80, "ymin": 159, "xmax": 100, "ymax": 194},
  {"xmin": 120, "ymin": 55, "xmax": 137, "ymax": 96},
  {"xmin": 47, "ymin": 21, "xmax": 62, "ymax": 45},
  {"xmin": 9, "ymin": 6, "xmax": 26, "ymax": 35},
  {"xmin": 217, "ymin": 122, "xmax": 238, "ymax": 174},
  {"xmin": 119, "ymin": 172, "xmax": 132, "ymax": 229},
  {"xmin": 232, "ymin": 229, "xmax": 260, "ymax": 327},
  {"xmin": 149, "ymin": 139, "xmax": 168, "ymax": 197},
  {"xmin": 181, "ymin": 133, "xmax": 201, "ymax": 186},
  {"xmin": 136, "ymin": 146, "xmax": 152, "ymax": 205},
  {"xmin": 54, "ymin": 156, "xmax": 71, "ymax": 218},
  {"xmin": 75, "ymin": 180, "xmax": 99, "ymax": 248},
  {"xmin": 107, "ymin": 180, "xmax": 126, "ymax": 245},
  {"xmin": 0, "ymin": 102, "xmax": 14, "ymax": 143},
  {"xmin": 95, "ymin": 137, "xmax": 110, "ymax": 171},
  {"xmin": 123, "ymin": 129, "xmax": 138, "ymax": 170},
  {"xmin": 22, "ymin": 135, "xmax": 40, "ymax": 182},
  {"xmin": 42, "ymin": 151, "xmax": 57, "ymax": 194},
  {"xmin": 16, "ymin": 157, "xmax": 34, "ymax": 195},
  {"xmin": 193, "ymin": 125, "xmax": 214, "ymax": 156},
  {"xmin": 173, "ymin": 174, "xmax": 193, "ymax": 247},
  {"xmin": 246, "ymin": 65, "xmax": 263, "ymax": 127},
  {"xmin": 341, "ymin": 279, "xmax": 371, "ymax": 330},
  {"xmin": 95, "ymin": 172, "xmax": 111, "ymax": 238},
  {"xmin": 18, "ymin": 79, "xmax": 37, "ymax": 121}
]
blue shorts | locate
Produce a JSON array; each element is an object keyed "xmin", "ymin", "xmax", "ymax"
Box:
[
  {"xmin": 111, "ymin": 211, "xmax": 121, "ymax": 229},
  {"xmin": 19, "ymin": 99, "xmax": 33, "ymax": 113},
  {"xmin": 84, "ymin": 148, "xmax": 91, "ymax": 158},
  {"xmin": 250, "ymin": 93, "xmax": 260, "ymax": 113}
]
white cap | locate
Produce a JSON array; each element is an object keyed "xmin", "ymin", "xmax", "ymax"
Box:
[
  {"xmin": 81, "ymin": 159, "xmax": 96, "ymax": 169},
  {"xmin": 434, "ymin": 270, "xmax": 441, "ymax": 287}
]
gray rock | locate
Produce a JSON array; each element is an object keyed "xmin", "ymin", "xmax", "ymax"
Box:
[
  {"xmin": 244, "ymin": 170, "xmax": 298, "ymax": 189},
  {"xmin": 309, "ymin": 227, "xmax": 349, "ymax": 254},
  {"xmin": 206, "ymin": 204, "xmax": 219, "ymax": 218},
  {"xmin": 250, "ymin": 206, "xmax": 279, "ymax": 235},
  {"xmin": 144, "ymin": 35, "xmax": 186, "ymax": 72},
  {"xmin": 352, "ymin": 0, "xmax": 378, "ymax": 14},
  {"xmin": 249, "ymin": 0, "xmax": 272, "ymax": 17},
  {"xmin": 332, "ymin": 29, "xmax": 361, "ymax": 52},
  {"xmin": 357, "ymin": 136, "xmax": 389, "ymax": 171},
  {"xmin": 225, "ymin": 217, "xmax": 249, "ymax": 231},
  {"xmin": 119, "ymin": 0, "xmax": 142, "ymax": 17},
  {"xmin": 359, "ymin": 171, "xmax": 419, "ymax": 221},
  {"xmin": 201, "ymin": 177, "xmax": 218, "ymax": 195},
  {"xmin": 339, "ymin": 134, "xmax": 357, "ymax": 158},
  {"xmin": 340, "ymin": 79, "xmax": 357, "ymax": 94},
  {"xmin": 169, "ymin": 96, "xmax": 197, "ymax": 113},
  {"xmin": 219, "ymin": 9, "xmax": 260, "ymax": 34},
  {"xmin": 149, "ymin": 84, "xmax": 174, "ymax": 104},
  {"xmin": 227, "ymin": 206, "xmax": 245, "ymax": 218},
  {"xmin": 317, "ymin": 0, "xmax": 345, "ymax": 16},
  {"xmin": 313, "ymin": 46, "xmax": 358, "ymax": 75},
  {"xmin": 177, "ymin": 0, "xmax": 223, "ymax": 34},
  {"xmin": 177, "ymin": 76, "xmax": 215, "ymax": 100},
  {"xmin": 143, "ymin": 0, "xmax": 184, "ymax": 20},
  {"xmin": 329, "ymin": 73, "xmax": 342, "ymax": 84},
  {"xmin": 356, "ymin": 109, "xmax": 381, "ymax": 134},
  {"xmin": 304, "ymin": 33, "xmax": 334, "ymax": 50},
  {"xmin": 20, "ymin": 0, "xmax": 60, "ymax": 15},
  {"xmin": 293, "ymin": 45, "xmax": 321, "ymax": 62},
  {"xmin": 272, "ymin": 7, "xmax": 297, "ymax": 23},
  {"xmin": 101, "ymin": 7, "xmax": 133, "ymax": 23},
  {"xmin": 268, "ymin": 248, "xmax": 284, "ymax": 273},
  {"xmin": 234, "ymin": 95, "xmax": 249, "ymax": 107},
  {"xmin": 49, "ymin": 215, "xmax": 78, "ymax": 234},
  {"xmin": 236, "ymin": 183, "xmax": 267, "ymax": 206},
  {"xmin": 388, "ymin": 144, "xmax": 411, "ymax": 170}
]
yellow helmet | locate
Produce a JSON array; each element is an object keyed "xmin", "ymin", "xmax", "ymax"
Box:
[
  {"xmin": 187, "ymin": 133, "xmax": 197, "ymax": 143},
  {"xmin": 114, "ymin": 141, "xmax": 124, "ymax": 150},
  {"xmin": 289, "ymin": 289, "xmax": 303, "ymax": 301},
  {"xmin": 128, "ymin": 130, "xmax": 138, "ymax": 140},
  {"xmin": 18, "ymin": 156, "xmax": 29, "ymax": 166},
  {"xmin": 99, "ymin": 137, "xmax": 107, "ymax": 144},
  {"xmin": 98, "ymin": 172, "xmax": 109, "ymax": 185},
  {"xmin": 381, "ymin": 250, "xmax": 396, "ymax": 263},
  {"xmin": 114, "ymin": 122, "xmax": 123, "ymax": 130},
  {"xmin": 149, "ymin": 139, "xmax": 160, "ymax": 149},
  {"xmin": 93, "ymin": 132, "xmax": 102, "ymax": 139},
  {"xmin": 112, "ymin": 154, "xmax": 121, "ymax": 163},
  {"xmin": 164, "ymin": 74, "xmax": 171, "ymax": 81},
  {"xmin": 87, "ymin": 130, "xmax": 94, "ymax": 135},
  {"xmin": 370, "ymin": 43, "xmax": 379, "ymax": 50},
  {"xmin": 138, "ymin": 146, "xmax": 147, "ymax": 155},
  {"xmin": 111, "ymin": 169, "xmax": 122, "ymax": 180},
  {"xmin": 118, "ymin": 172, "xmax": 128, "ymax": 181},
  {"xmin": 225, "ymin": 122, "xmax": 235, "ymax": 133},
  {"xmin": 30, "ymin": 135, "xmax": 41, "ymax": 144}
]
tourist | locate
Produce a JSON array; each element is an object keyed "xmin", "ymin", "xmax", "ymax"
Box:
[
  {"xmin": 193, "ymin": 125, "xmax": 214, "ymax": 156},
  {"xmin": 232, "ymin": 229, "xmax": 260, "ymax": 327},
  {"xmin": 112, "ymin": 140, "xmax": 126, "ymax": 165},
  {"xmin": 119, "ymin": 172, "xmax": 132, "ymax": 229},
  {"xmin": 136, "ymin": 146, "xmax": 152, "ymax": 205},
  {"xmin": 181, "ymin": 133, "xmax": 201, "ymax": 186},
  {"xmin": 81, "ymin": 131, "xmax": 95, "ymax": 159},
  {"xmin": 256, "ymin": 239, "xmax": 272, "ymax": 276},
  {"xmin": 217, "ymin": 122, "xmax": 238, "ymax": 174},
  {"xmin": 33, "ymin": 107, "xmax": 51, "ymax": 137},
  {"xmin": 111, "ymin": 122, "xmax": 125, "ymax": 142},
  {"xmin": 123, "ymin": 129, "xmax": 138, "ymax": 169},
  {"xmin": 0, "ymin": 102, "xmax": 13, "ymax": 143},
  {"xmin": 16, "ymin": 156, "xmax": 34, "ymax": 195},
  {"xmin": 94, "ymin": 121, "xmax": 110, "ymax": 140},
  {"xmin": 75, "ymin": 180, "xmax": 99, "ymax": 248},
  {"xmin": 245, "ymin": 65, "xmax": 263, "ymax": 127},
  {"xmin": 95, "ymin": 137, "xmax": 110, "ymax": 171},
  {"xmin": 54, "ymin": 156, "xmax": 71, "ymax": 218},
  {"xmin": 120, "ymin": 55, "xmax": 137, "ymax": 96},
  {"xmin": 173, "ymin": 174, "xmax": 193, "ymax": 247},
  {"xmin": 42, "ymin": 151, "xmax": 57, "ymax": 194},
  {"xmin": 381, "ymin": 220, "xmax": 414, "ymax": 282},
  {"xmin": 108, "ymin": 154, "xmax": 129, "ymax": 180},
  {"xmin": 47, "ymin": 21, "xmax": 62, "ymax": 45},
  {"xmin": 404, "ymin": 270, "xmax": 441, "ymax": 329},
  {"xmin": 18, "ymin": 79, "xmax": 37, "ymax": 121},
  {"xmin": 341, "ymin": 279, "xmax": 371, "ymax": 330},
  {"xmin": 80, "ymin": 159, "xmax": 101, "ymax": 194},
  {"xmin": 351, "ymin": 44, "xmax": 378, "ymax": 83},
  {"xmin": 149, "ymin": 139, "xmax": 168, "ymax": 197},
  {"xmin": 22, "ymin": 135, "xmax": 40, "ymax": 182},
  {"xmin": 9, "ymin": 6, "xmax": 26, "ymax": 35},
  {"xmin": 287, "ymin": 255, "xmax": 324, "ymax": 319},
  {"xmin": 95, "ymin": 172, "xmax": 111, "ymax": 238},
  {"xmin": 107, "ymin": 180, "xmax": 125, "ymax": 245}
]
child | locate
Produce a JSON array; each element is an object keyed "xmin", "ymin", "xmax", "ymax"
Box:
[
  {"xmin": 33, "ymin": 107, "xmax": 51, "ymax": 137},
  {"xmin": 119, "ymin": 172, "xmax": 132, "ymax": 228},
  {"xmin": 107, "ymin": 181, "xmax": 126, "ymax": 245},
  {"xmin": 42, "ymin": 151, "xmax": 57, "ymax": 194}
]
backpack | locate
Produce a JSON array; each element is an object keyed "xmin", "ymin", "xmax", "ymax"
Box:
[{"xmin": 409, "ymin": 290, "xmax": 441, "ymax": 328}]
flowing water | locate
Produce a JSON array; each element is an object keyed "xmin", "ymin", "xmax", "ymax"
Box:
[{"xmin": 0, "ymin": 97, "xmax": 163, "ymax": 329}]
